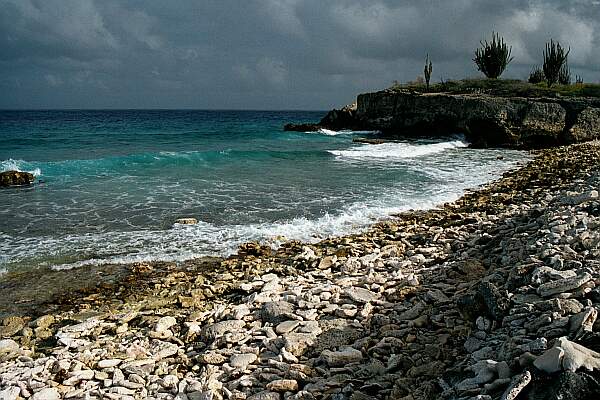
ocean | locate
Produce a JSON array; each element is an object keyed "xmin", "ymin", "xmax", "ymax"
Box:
[{"xmin": 0, "ymin": 110, "xmax": 529, "ymax": 276}]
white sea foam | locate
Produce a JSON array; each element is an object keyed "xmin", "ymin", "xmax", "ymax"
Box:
[
  {"xmin": 315, "ymin": 128, "xmax": 381, "ymax": 136},
  {"xmin": 329, "ymin": 138, "xmax": 468, "ymax": 161},
  {"xmin": 316, "ymin": 128, "xmax": 344, "ymax": 135},
  {"xmin": 1, "ymin": 159, "xmax": 42, "ymax": 176},
  {"xmin": 2, "ymin": 157, "xmax": 510, "ymax": 273},
  {"xmin": 0, "ymin": 139, "xmax": 528, "ymax": 274},
  {"xmin": 39, "ymin": 190, "xmax": 460, "ymax": 271}
]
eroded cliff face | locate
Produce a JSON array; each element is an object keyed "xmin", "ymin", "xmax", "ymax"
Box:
[{"xmin": 353, "ymin": 91, "xmax": 600, "ymax": 148}]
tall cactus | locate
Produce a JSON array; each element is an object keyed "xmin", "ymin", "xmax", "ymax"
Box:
[
  {"xmin": 543, "ymin": 39, "xmax": 570, "ymax": 87},
  {"xmin": 558, "ymin": 62, "xmax": 571, "ymax": 85},
  {"xmin": 424, "ymin": 54, "xmax": 433, "ymax": 91},
  {"xmin": 473, "ymin": 32, "xmax": 513, "ymax": 79}
]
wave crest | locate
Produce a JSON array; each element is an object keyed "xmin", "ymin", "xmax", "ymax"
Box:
[
  {"xmin": 315, "ymin": 128, "xmax": 381, "ymax": 136},
  {"xmin": 1, "ymin": 159, "xmax": 42, "ymax": 176},
  {"xmin": 329, "ymin": 138, "xmax": 468, "ymax": 161}
]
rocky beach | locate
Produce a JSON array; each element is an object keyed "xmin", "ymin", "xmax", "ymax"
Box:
[{"xmin": 1, "ymin": 141, "xmax": 600, "ymax": 400}]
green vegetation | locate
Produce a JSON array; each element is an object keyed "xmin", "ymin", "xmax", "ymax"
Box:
[
  {"xmin": 389, "ymin": 78, "xmax": 600, "ymax": 98},
  {"xmin": 424, "ymin": 54, "xmax": 433, "ymax": 91},
  {"xmin": 390, "ymin": 36, "xmax": 595, "ymax": 98},
  {"xmin": 473, "ymin": 32, "xmax": 513, "ymax": 79},
  {"xmin": 528, "ymin": 67, "xmax": 545, "ymax": 84},
  {"xmin": 543, "ymin": 40, "xmax": 570, "ymax": 87}
]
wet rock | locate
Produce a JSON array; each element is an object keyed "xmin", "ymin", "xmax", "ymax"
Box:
[
  {"xmin": 284, "ymin": 123, "xmax": 320, "ymax": 132},
  {"xmin": 174, "ymin": 218, "xmax": 198, "ymax": 225},
  {"xmin": 0, "ymin": 170, "xmax": 34, "ymax": 187}
]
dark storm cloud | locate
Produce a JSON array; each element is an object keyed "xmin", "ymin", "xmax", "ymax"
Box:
[{"xmin": 1, "ymin": 0, "xmax": 600, "ymax": 109}]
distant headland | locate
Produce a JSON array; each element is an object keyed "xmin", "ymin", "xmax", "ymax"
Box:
[{"xmin": 286, "ymin": 34, "xmax": 600, "ymax": 149}]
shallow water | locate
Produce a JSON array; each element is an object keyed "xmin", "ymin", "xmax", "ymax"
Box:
[{"xmin": 0, "ymin": 110, "xmax": 529, "ymax": 274}]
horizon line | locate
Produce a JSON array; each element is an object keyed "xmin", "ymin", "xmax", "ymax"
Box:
[{"xmin": 0, "ymin": 108, "xmax": 329, "ymax": 112}]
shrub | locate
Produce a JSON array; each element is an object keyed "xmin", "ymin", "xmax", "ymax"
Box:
[
  {"xmin": 473, "ymin": 32, "xmax": 514, "ymax": 79},
  {"xmin": 543, "ymin": 40, "xmax": 570, "ymax": 87},
  {"xmin": 528, "ymin": 66, "xmax": 545, "ymax": 84},
  {"xmin": 424, "ymin": 54, "xmax": 433, "ymax": 90}
]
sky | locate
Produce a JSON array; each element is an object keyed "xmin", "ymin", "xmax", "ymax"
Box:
[{"xmin": 1, "ymin": 0, "xmax": 600, "ymax": 110}]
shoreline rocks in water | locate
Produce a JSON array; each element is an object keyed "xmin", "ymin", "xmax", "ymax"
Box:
[
  {"xmin": 284, "ymin": 104, "xmax": 362, "ymax": 133},
  {"xmin": 2, "ymin": 142, "xmax": 600, "ymax": 399},
  {"xmin": 0, "ymin": 170, "xmax": 34, "ymax": 187},
  {"xmin": 174, "ymin": 218, "xmax": 198, "ymax": 225}
]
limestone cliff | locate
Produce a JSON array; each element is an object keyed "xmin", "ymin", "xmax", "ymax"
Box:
[
  {"xmin": 355, "ymin": 91, "xmax": 600, "ymax": 148},
  {"xmin": 286, "ymin": 90, "xmax": 600, "ymax": 149}
]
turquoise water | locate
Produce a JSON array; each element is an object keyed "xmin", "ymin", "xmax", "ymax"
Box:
[{"xmin": 0, "ymin": 110, "xmax": 528, "ymax": 274}]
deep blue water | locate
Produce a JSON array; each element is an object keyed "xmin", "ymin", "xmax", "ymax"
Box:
[{"xmin": 0, "ymin": 110, "xmax": 528, "ymax": 273}]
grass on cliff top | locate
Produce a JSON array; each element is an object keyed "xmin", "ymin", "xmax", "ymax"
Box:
[{"xmin": 389, "ymin": 78, "xmax": 600, "ymax": 98}]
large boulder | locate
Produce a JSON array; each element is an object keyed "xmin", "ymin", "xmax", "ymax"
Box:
[
  {"xmin": 567, "ymin": 107, "xmax": 600, "ymax": 143},
  {"xmin": 0, "ymin": 171, "xmax": 34, "ymax": 187}
]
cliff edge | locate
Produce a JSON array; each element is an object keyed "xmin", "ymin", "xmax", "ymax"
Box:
[{"xmin": 286, "ymin": 90, "xmax": 600, "ymax": 149}]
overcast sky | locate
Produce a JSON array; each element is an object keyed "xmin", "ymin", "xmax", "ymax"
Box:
[{"xmin": 2, "ymin": 0, "xmax": 600, "ymax": 109}]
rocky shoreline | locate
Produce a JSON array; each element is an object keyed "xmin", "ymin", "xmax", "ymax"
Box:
[
  {"xmin": 2, "ymin": 142, "xmax": 600, "ymax": 399},
  {"xmin": 285, "ymin": 91, "xmax": 600, "ymax": 149}
]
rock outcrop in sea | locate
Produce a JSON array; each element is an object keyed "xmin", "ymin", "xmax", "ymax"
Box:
[
  {"xmin": 285, "ymin": 91, "xmax": 600, "ymax": 149},
  {"xmin": 2, "ymin": 142, "xmax": 600, "ymax": 399},
  {"xmin": 0, "ymin": 170, "xmax": 34, "ymax": 187}
]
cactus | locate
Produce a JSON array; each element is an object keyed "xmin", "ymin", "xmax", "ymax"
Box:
[
  {"xmin": 543, "ymin": 39, "xmax": 570, "ymax": 87},
  {"xmin": 473, "ymin": 32, "xmax": 513, "ymax": 79},
  {"xmin": 424, "ymin": 54, "xmax": 433, "ymax": 91},
  {"xmin": 528, "ymin": 66, "xmax": 545, "ymax": 84},
  {"xmin": 558, "ymin": 62, "xmax": 571, "ymax": 85}
]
